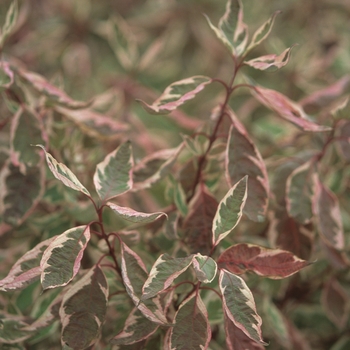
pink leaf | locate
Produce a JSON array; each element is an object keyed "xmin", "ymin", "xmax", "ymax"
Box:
[
  {"xmin": 0, "ymin": 61, "xmax": 14, "ymax": 89},
  {"xmin": 313, "ymin": 175, "xmax": 344, "ymax": 250},
  {"xmin": 138, "ymin": 76, "xmax": 212, "ymax": 115},
  {"xmin": 226, "ymin": 110, "xmax": 269, "ymax": 222},
  {"xmin": 217, "ymin": 243, "xmax": 310, "ymax": 279},
  {"xmin": 253, "ymin": 85, "xmax": 331, "ymax": 132}
]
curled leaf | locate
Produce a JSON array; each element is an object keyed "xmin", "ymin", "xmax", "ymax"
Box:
[{"xmin": 138, "ymin": 76, "xmax": 212, "ymax": 115}]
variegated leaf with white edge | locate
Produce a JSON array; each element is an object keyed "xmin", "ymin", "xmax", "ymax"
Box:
[
  {"xmin": 220, "ymin": 269, "xmax": 266, "ymax": 345},
  {"xmin": 192, "ymin": 253, "xmax": 217, "ymax": 283},
  {"xmin": 107, "ymin": 201, "xmax": 166, "ymax": 223},
  {"xmin": 0, "ymin": 0, "xmax": 18, "ymax": 49},
  {"xmin": 138, "ymin": 76, "xmax": 212, "ymax": 115},
  {"xmin": 141, "ymin": 253, "xmax": 193, "ymax": 300},
  {"xmin": 35, "ymin": 145, "xmax": 90, "ymax": 197},
  {"xmin": 111, "ymin": 307, "xmax": 159, "ymax": 345},
  {"xmin": 205, "ymin": 0, "xmax": 248, "ymax": 57},
  {"xmin": 0, "ymin": 237, "xmax": 56, "ymax": 291},
  {"xmin": 40, "ymin": 225, "xmax": 91, "ymax": 290},
  {"xmin": 0, "ymin": 61, "xmax": 14, "ymax": 90},
  {"xmin": 286, "ymin": 160, "xmax": 315, "ymax": 224},
  {"xmin": 121, "ymin": 242, "xmax": 168, "ymax": 325},
  {"xmin": 244, "ymin": 46, "xmax": 294, "ymax": 72},
  {"xmin": 212, "ymin": 176, "xmax": 248, "ymax": 246},
  {"xmin": 226, "ymin": 111, "xmax": 269, "ymax": 222},
  {"xmin": 94, "ymin": 141, "xmax": 133, "ymax": 201},
  {"xmin": 246, "ymin": 11, "xmax": 280, "ymax": 53},
  {"xmin": 59, "ymin": 265, "xmax": 108, "ymax": 349},
  {"xmin": 10, "ymin": 107, "xmax": 46, "ymax": 174},
  {"xmin": 0, "ymin": 313, "xmax": 33, "ymax": 344},
  {"xmin": 170, "ymin": 293, "xmax": 211, "ymax": 350},
  {"xmin": 313, "ymin": 174, "xmax": 344, "ymax": 250},
  {"xmin": 133, "ymin": 143, "xmax": 184, "ymax": 191}
]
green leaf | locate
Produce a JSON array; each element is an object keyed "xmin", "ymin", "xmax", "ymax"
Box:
[
  {"xmin": 93, "ymin": 141, "xmax": 133, "ymax": 201},
  {"xmin": 332, "ymin": 96, "xmax": 350, "ymax": 120},
  {"xmin": 192, "ymin": 253, "xmax": 217, "ymax": 283},
  {"xmin": 138, "ymin": 76, "xmax": 212, "ymax": 115},
  {"xmin": 169, "ymin": 293, "xmax": 211, "ymax": 350},
  {"xmin": 286, "ymin": 160, "xmax": 315, "ymax": 224},
  {"xmin": 226, "ymin": 111, "xmax": 269, "ymax": 222},
  {"xmin": 0, "ymin": 0, "xmax": 18, "ymax": 49},
  {"xmin": 141, "ymin": 254, "xmax": 193, "ymax": 300},
  {"xmin": 107, "ymin": 201, "xmax": 166, "ymax": 223},
  {"xmin": 212, "ymin": 176, "xmax": 247, "ymax": 246},
  {"xmin": 40, "ymin": 225, "xmax": 91, "ymax": 290},
  {"xmin": 220, "ymin": 269, "xmax": 266, "ymax": 345},
  {"xmin": 35, "ymin": 145, "xmax": 90, "ymax": 197},
  {"xmin": 11, "ymin": 107, "xmax": 45, "ymax": 173},
  {"xmin": 59, "ymin": 265, "xmax": 108, "ymax": 349}
]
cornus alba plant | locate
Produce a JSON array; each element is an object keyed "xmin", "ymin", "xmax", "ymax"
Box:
[{"xmin": 1, "ymin": 0, "xmax": 350, "ymax": 349}]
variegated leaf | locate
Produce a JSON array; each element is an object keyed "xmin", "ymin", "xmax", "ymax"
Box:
[
  {"xmin": 121, "ymin": 242, "xmax": 168, "ymax": 325},
  {"xmin": 224, "ymin": 312, "xmax": 264, "ymax": 350},
  {"xmin": 169, "ymin": 293, "xmax": 211, "ymax": 350},
  {"xmin": 212, "ymin": 176, "xmax": 248, "ymax": 246},
  {"xmin": 220, "ymin": 269, "xmax": 266, "ymax": 345},
  {"xmin": 59, "ymin": 265, "xmax": 108, "ymax": 349},
  {"xmin": 321, "ymin": 278, "xmax": 349, "ymax": 329},
  {"xmin": 0, "ymin": 61, "xmax": 14, "ymax": 90},
  {"xmin": 0, "ymin": 313, "xmax": 32, "ymax": 344},
  {"xmin": 0, "ymin": 237, "xmax": 55, "ymax": 291},
  {"xmin": 244, "ymin": 47, "xmax": 293, "ymax": 71},
  {"xmin": 192, "ymin": 253, "xmax": 217, "ymax": 283},
  {"xmin": 0, "ymin": 0, "xmax": 18, "ymax": 49},
  {"xmin": 205, "ymin": 0, "xmax": 248, "ymax": 56},
  {"xmin": 94, "ymin": 141, "xmax": 133, "ymax": 201},
  {"xmin": 133, "ymin": 143, "xmax": 184, "ymax": 191},
  {"xmin": 40, "ymin": 225, "xmax": 91, "ymax": 290},
  {"xmin": 36, "ymin": 145, "xmax": 90, "ymax": 197},
  {"xmin": 286, "ymin": 160, "xmax": 315, "ymax": 224},
  {"xmin": 17, "ymin": 69, "xmax": 89, "ymax": 109},
  {"xmin": 111, "ymin": 308, "xmax": 158, "ymax": 345},
  {"xmin": 313, "ymin": 175, "xmax": 344, "ymax": 250},
  {"xmin": 138, "ymin": 76, "xmax": 212, "ymax": 115},
  {"xmin": 332, "ymin": 96, "xmax": 350, "ymax": 120},
  {"xmin": 55, "ymin": 106, "xmax": 129, "ymax": 140},
  {"xmin": 226, "ymin": 112, "xmax": 269, "ymax": 222},
  {"xmin": 253, "ymin": 86, "xmax": 332, "ymax": 132},
  {"xmin": 107, "ymin": 201, "xmax": 166, "ymax": 223},
  {"xmin": 246, "ymin": 11, "xmax": 280, "ymax": 53},
  {"xmin": 0, "ymin": 160, "xmax": 45, "ymax": 226},
  {"xmin": 218, "ymin": 243, "xmax": 310, "ymax": 279},
  {"xmin": 183, "ymin": 185, "xmax": 218, "ymax": 255},
  {"xmin": 142, "ymin": 254, "xmax": 193, "ymax": 300},
  {"xmin": 10, "ymin": 107, "xmax": 45, "ymax": 173}
]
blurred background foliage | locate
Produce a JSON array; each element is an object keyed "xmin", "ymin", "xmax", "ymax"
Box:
[{"xmin": 1, "ymin": 0, "xmax": 350, "ymax": 349}]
